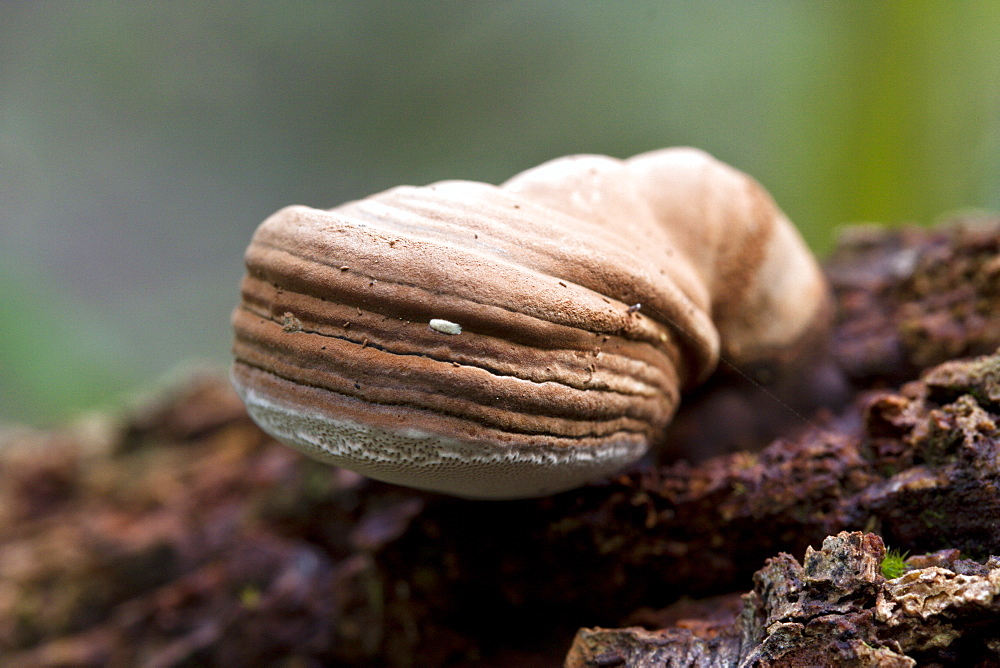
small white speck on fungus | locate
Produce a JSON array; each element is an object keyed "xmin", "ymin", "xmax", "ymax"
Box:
[{"xmin": 429, "ymin": 318, "xmax": 462, "ymax": 335}]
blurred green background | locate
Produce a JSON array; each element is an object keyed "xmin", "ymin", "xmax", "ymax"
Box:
[{"xmin": 2, "ymin": 2, "xmax": 999, "ymax": 426}]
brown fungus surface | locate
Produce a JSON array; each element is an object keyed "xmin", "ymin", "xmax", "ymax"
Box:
[{"xmin": 231, "ymin": 148, "xmax": 830, "ymax": 498}]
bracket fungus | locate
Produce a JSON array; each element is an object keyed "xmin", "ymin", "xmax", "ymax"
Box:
[{"xmin": 231, "ymin": 148, "xmax": 831, "ymax": 499}]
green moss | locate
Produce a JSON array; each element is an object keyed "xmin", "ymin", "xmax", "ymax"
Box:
[
  {"xmin": 881, "ymin": 547, "xmax": 909, "ymax": 579},
  {"xmin": 920, "ymin": 507, "xmax": 947, "ymax": 528},
  {"xmin": 239, "ymin": 585, "xmax": 262, "ymax": 609}
]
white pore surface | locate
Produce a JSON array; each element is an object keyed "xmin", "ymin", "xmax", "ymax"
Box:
[{"xmin": 235, "ymin": 382, "xmax": 647, "ymax": 499}]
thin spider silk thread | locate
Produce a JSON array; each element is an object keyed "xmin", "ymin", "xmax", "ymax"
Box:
[{"xmin": 650, "ymin": 304, "xmax": 823, "ymax": 432}]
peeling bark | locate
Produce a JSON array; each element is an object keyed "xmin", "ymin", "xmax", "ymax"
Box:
[{"xmin": 566, "ymin": 531, "xmax": 1000, "ymax": 667}]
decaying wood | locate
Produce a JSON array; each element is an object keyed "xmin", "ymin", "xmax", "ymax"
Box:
[
  {"xmin": 566, "ymin": 532, "xmax": 1000, "ymax": 667},
  {"xmin": 0, "ymin": 219, "xmax": 997, "ymax": 666}
]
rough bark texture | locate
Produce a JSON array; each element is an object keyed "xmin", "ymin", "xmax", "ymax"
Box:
[
  {"xmin": 0, "ymin": 219, "xmax": 998, "ymax": 667},
  {"xmin": 567, "ymin": 532, "xmax": 1000, "ymax": 667}
]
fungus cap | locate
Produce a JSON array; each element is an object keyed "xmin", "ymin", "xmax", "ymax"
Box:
[{"xmin": 231, "ymin": 148, "xmax": 830, "ymax": 498}]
